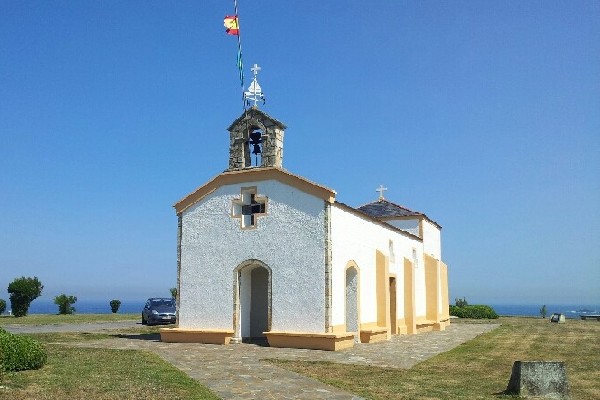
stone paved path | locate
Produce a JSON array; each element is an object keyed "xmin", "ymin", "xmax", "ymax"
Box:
[
  {"xmin": 2, "ymin": 320, "xmax": 140, "ymax": 334},
  {"xmin": 67, "ymin": 323, "xmax": 498, "ymax": 399}
]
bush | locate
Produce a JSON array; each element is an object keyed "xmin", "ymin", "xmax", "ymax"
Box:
[
  {"xmin": 54, "ymin": 294, "xmax": 77, "ymax": 315},
  {"xmin": 8, "ymin": 276, "xmax": 44, "ymax": 317},
  {"xmin": 0, "ymin": 299, "xmax": 6, "ymax": 315},
  {"xmin": 110, "ymin": 299, "xmax": 121, "ymax": 313},
  {"xmin": 0, "ymin": 327, "xmax": 47, "ymax": 372},
  {"xmin": 450, "ymin": 304, "xmax": 499, "ymax": 319}
]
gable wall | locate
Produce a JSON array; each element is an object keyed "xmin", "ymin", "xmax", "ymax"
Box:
[
  {"xmin": 329, "ymin": 204, "xmax": 427, "ymax": 329},
  {"xmin": 178, "ymin": 179, "xmax": 327, "ymax": 332},
  {"xmin": 422, "ymin": 220, "xmax": 442, "ymax": 259},
  {"xmin": 387, "ymin": 219, "xmax": 420, "ymax": 237}
]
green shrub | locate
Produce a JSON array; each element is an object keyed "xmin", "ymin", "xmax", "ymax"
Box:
[
  {"xmin": 53, "ymin": 294, "xmax": 77, "ymax": 314},
  {"xmin": 0, "ymin": 329, "xmax": 46, "ymax": 372},
  {"xmin": 0, "ymin": 299, "xmax": 6, "ymax": 315},
  {"xmin": 449, "ymin": 304, "xmax": 499, "ymax": 319},
  {"xmin": 110, "ymin": 299, "xmax": 121, "ymax": 313},
  {"xmin": 0, "ymin": 328, "xmax": 47, "ymax": 372}
]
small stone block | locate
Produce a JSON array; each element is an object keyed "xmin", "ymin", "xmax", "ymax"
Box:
[
  {"xmin": 550, "ymin": 313, "xmax": 565, "ymax": 323},
  {"xmin": 359, "ymin": 327, "xmax": 388, "ymax": 343},
  {"xmin": 159, "ymin": 328, "xmax": 234, "ymax": 344},
  {"xmin": 265, "ymin": 331, "xmax": 355, "ymax": 351},
  {"xmin": 506, "ymin": 361, "xmax": 570, "ymax": 399}
]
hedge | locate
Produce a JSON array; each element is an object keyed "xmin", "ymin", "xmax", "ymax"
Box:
[
  {"xmin": 449, "ymin": 305, "xmax": 499, "ymax": 319},
  {"xmin": 0, "ymin": 327, "xmax": 47, "ymax": 372}
]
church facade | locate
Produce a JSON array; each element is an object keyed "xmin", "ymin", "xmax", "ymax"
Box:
[{"xmin": 159, "ymin": 108, "xmax": 450, "ymax": 351}]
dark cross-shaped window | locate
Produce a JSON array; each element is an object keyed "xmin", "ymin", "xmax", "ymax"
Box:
[{"xmin": 232, "ymin": 187, "xmax": 267, "ymax": 228}]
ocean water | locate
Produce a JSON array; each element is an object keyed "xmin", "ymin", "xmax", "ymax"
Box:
[
  {"xmin": 14, "ymin": 299, "xmax": 147, "ymax": 315},
  {"xmin": 489, "ymin": 304, "xmax": 599, "ymax": 318},
  {"xmin": 3, "ymin": 299, "xmax": 598, "ymax": 318}
]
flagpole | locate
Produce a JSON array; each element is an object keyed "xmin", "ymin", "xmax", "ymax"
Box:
[{"xmin": 233, "ymin": 0, "xmax": 245, "ymax": 111}]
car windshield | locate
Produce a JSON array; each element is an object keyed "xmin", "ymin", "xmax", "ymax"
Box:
[{"xmin": 151, "ymin": 299, "xmax": 175, "ymax": 308}]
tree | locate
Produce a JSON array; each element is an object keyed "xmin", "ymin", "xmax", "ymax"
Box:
[
  {"xmin": 170, "ymin": 287, "xmax": 177, "ymax": 298},
  {"xmin": 540, "ymin": 305, "xmax": 547, "ymax": 319},
  {"xmin": 0, "ymin": 299, "xmax": 6, "ymax": 315},
  {"xmin": 455, "ymin": 297, "xmax": 469, "ymax": 307},
  {"xmin": 53, "ymin": 294, "xmax": 77, "ymax": 315},
  {"xmin": 110, "ymin": 299, "xmax": 121, "ymax": 313},
  {"xmin": 8, "ymin": 276, "xmax": 43, "ymax": 317}
]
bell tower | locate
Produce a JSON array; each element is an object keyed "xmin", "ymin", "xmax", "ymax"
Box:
[
  {"xmin": 226, "ymin": 107, "xmax": 287, "ymax": 170},
  {"xmin": 226, "ymin": 64, "xmax": 287, "ymax": 170}
]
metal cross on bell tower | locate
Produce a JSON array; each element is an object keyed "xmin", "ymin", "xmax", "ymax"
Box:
[{"xmin": 244, "ymin": 63, "xmax": 266, "ymax": 108}]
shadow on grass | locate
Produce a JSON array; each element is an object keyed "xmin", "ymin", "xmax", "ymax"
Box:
[{"xmin": 112, "ymin": 333, "xmax": 161, "ymax": 341}]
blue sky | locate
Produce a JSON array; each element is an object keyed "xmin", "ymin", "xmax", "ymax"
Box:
[{"xmin": 1, "ymin": 1, "xmax": 598, "ymax": 306}]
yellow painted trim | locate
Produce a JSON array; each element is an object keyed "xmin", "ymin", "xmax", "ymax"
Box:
[
  {"xmin": 433, "ymin": 321, "xmax": 448, "ymax": 331},
  {"xmin": 265, "ymin": 331, "xmax": 355, "ymax": 351},
  {"xmin": 424, "ymin": 254, "xmax": 440, "ymax": 323},
  {"xmin": 360, "ymin": 321, "xmax": 379, "ymax": 330},
  {"xmin": 416, "ymin": 324, "xmax": 434, "ymax": 333},
  {"xmin": 159, "ymin": 328, "xmax": 235, "ymax": 344},
  {"xmin": 440, "ymin": 262, "xmax": 450, "ymax": 320},
  {"xmin": 415, "ymin": 316, "xmax": 436, "ymax": 324},
  {"xmin": 330, "ymin": 324, "xmax": 346, "ymax": 333},
  {"xmin": 375, "ymin": 250, "xmax": 390, "ymax": 339},
  {"xmin": 397, "ymin": 318, "xmax": 407, "ymax": 334},
  {"xmin": 404, "ymin": 257, "xmax": 416, "ymax": 335},
  {"xmin": 231, "ymin": 186, "xmax": 268, "ymax": 229},
  {"xmin": 360, "ymin": 327, "xmax": 388, "ymax": 343},
  {"xmin": 174, "ymin": 167, "xmax": 336, "ymax": 214}
]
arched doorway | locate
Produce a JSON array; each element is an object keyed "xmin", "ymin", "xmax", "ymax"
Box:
[
  {"xmin": 233, "ymin": 260, "xmax": 271, "ymax": 343},
  {"xmin": 345, "ymin": 264, "xmax": 359, "ymax": 342}
]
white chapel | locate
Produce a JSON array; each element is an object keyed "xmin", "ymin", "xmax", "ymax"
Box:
[{"xmin": 160, "ymin": 96, "xmax": 450, "ymax": 351}]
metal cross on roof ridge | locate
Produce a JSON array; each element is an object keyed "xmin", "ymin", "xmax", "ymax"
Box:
[
  {"xmin": 376, "ymin": 185, "xmax": 388, "ymax": 201},
  {"xmin": 244, "ymin": 63, "xmax": 265, "ymax": 108}
]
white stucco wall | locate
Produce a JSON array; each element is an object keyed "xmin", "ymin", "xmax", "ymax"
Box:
[
  {"xmin": 422, "ymin": 220, "xmax": 441, "ymax": 260},
  {"xmin": 178, "ymin": 179, "xmax": 327, "ymax": 333},
  {"xmin": 329, "ymin": 204, "xmax": 426, "ymax": 328}
]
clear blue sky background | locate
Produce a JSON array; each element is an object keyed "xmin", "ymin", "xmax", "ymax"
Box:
[{"xmin": 1, "ymin": 1, "xmax": 598, "ymax": 306}]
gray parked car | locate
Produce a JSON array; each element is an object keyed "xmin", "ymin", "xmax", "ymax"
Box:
[{"xmin": 142, "ymin": 298, "xmax": 176, "ymax": 326}]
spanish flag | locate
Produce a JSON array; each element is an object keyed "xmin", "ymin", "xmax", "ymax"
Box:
[{"xmin": 224, "ymin": 15, "xmax": 239, "ymax": 35}]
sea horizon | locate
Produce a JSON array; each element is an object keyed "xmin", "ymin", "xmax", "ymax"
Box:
[{"xmin": 1, "ymin": 299, "xmax": 598, "ymax": 318}]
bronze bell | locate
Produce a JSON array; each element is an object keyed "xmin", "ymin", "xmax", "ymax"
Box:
[{"xmin": 252, "ymin": 144, "xmax": 261, "ymax": 155}]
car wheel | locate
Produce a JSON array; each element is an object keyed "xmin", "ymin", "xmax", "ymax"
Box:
[{"xmin": 141, "ymin": 313, "xmax": 147, "ymax": 325}]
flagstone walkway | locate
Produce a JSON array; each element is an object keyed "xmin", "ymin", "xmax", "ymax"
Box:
[{"xmin": 69, "ymin": 322, "xmax": 499, "ymax": 399}]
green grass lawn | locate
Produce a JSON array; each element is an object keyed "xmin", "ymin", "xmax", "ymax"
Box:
[
  {"xmin": 0, "ymin": 331, "xmax": 219, "ymax": 400},
  {"xmin": 1, "ymin": 317, "xmax": 598, "ymax": 399},
  {"xmin": 0, "ymin": 313, "xmax": 138, "ymax": 325},
  {"xmin": 271, "ymin": 317, "xmax": 600, "ymax": 400}
]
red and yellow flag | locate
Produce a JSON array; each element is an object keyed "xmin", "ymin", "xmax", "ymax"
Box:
[{"xmin": 224, "ymin": 15, "xmax": 239, "ymax": 35}]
